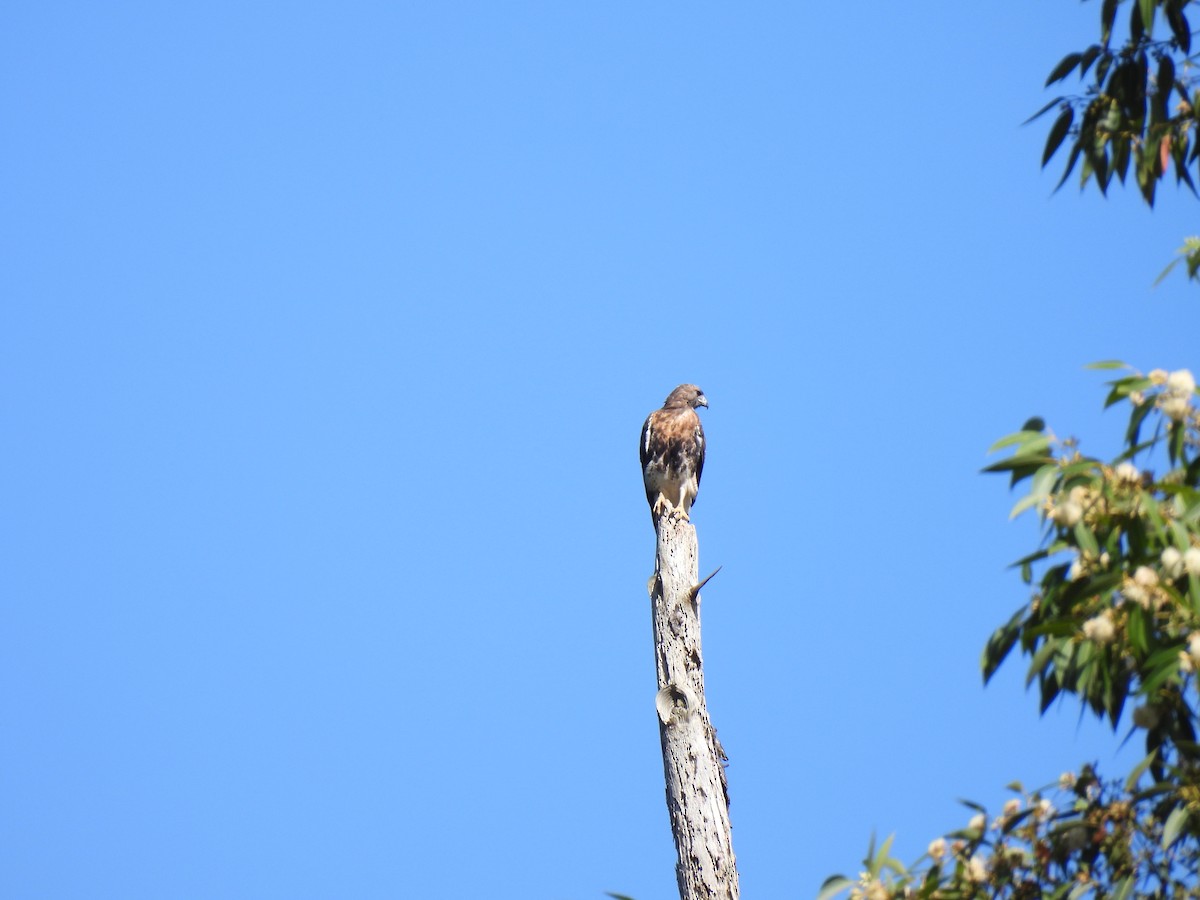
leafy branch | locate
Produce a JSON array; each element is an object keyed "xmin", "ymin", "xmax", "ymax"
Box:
[{"xmin": 824, "ymin": 363, "xmax": 1200, "ymax": 899}]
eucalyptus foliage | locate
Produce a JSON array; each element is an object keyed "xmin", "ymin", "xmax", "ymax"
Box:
[
  {"xmin": 824, "ymin": 364, "xmax": 1200, "ymax": 899},
  {"xmin": 1033, "ymin": 0, "xmax": 1200, "ymax": 282},
  {"xmin": 1035, "ymin": 0, "xmax": 1197, "ymax": 203}
]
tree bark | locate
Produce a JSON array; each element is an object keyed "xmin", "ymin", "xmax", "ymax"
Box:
[{"xmin": 648, "ymin": 514, "xmax": 739, "ymax": 900}]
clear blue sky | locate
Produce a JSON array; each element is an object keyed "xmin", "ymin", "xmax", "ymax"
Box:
[{"xmin": 3, "ymin": 2, "xmax": 1198, "ymax": 898}]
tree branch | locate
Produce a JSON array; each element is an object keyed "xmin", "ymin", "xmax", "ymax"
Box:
[{"xmin": 648, "ymin": 515, "xmax": 738, "ymax": 900}]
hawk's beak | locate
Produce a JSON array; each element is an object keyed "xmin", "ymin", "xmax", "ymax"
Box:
[{"xmin": 696, "ymin": 395, "xmax": 708, "ymax": 409}]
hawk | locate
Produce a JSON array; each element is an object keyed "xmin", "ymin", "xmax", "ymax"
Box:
[{"xmin": 640, "ymin": 384, "xmax": 708, "ymax": 523}]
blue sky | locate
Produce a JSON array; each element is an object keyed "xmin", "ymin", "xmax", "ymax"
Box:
[{"xmin": 3, "ymin": 2, "xmax": 1198, "ymax": 898}]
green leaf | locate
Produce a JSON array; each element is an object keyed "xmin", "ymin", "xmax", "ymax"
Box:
[
  {"xmin": 1162, "ymin": 804, "xmax": 1189, "ymax": 849},
  {"xmin": 1188, "ymin": 456, "xmax": 1200, "ymax": 490},
  {"xmin": 1102, "ymin": 0, "xmax": 1119, "ymax": 44},
  {"xmin": 1009, "ymin": 541, "xmax": 1071, "ymax": 570},
  {"xmin": 1154, "ymin": 255, "xmax": 1184, "ymax": 286},
  {"xmin": 1059, "ymin": 459, "xmax": 1101, "ymax": 481},
  {"xmin": 1095, "ymin": 149, "xmax": 1112, "ymax": 193},
  {"xmin": 1056, "ymin": 140, "xmax": 1084, "ymax": 191},
  {"xmin": 1114, "ymin": 437, "xmax": 1159, "ymax": 463},
  {"xmin": 1175, "ymin": 146, "xmax": 1197, "ymax": 195},
  {"xmin": 1131, "ymin": 786, "xmax": 1176, "ymax": 809},
  {"xmin": 1124, "ymin": 749, "xmax": 1158, "ymax": 791},
  {"xmin": 1139, "ymin": 0, "xmax": 1157, "ymax": 34},
  {"xmin": 1046, "ymin": 52, "xmax": 1083, "ymax": 86},
  {"xmin": 1041, "ymin": 673, "xmax": 1062, "ymax": 712},
  {"xmin": 983, "ymin": 611, "xmax": 1024, "ymax": 682},
  {"xmin": 817, "ymin": 879, "xmax": 854, "ymax": 900},
  {"xmin": 1127, "ymin": 604, "xmax": 1149, "ymax": 656},
  {"xmin": 1170, "ymin": 5, "xmax": 1192, "ymax": 53},
  {"xmin": 1138, "ymin": 647, "xmax": 1182, "ymax": 696},
  {"xmin": 1009, "ymin": 492, "xmax": 1042, "ymax": 519},
  {"xmin": 1084, "ymin": 360, "xmax": 1129, "ymax": 370},
  {"xmin": 1001, "ymin": 807, "xmax": 1036, "ymax": 834},
  {"xmin": 987, "ymin": 429, "xmax": 1050, "ymax": 454},
  {"xmin": 1104, "ymin": 375, "xmax": 1154, "ymax": 408},
  {"xmin": 1026, "ymin": 639, "xmax": 1061, "ymax": 688},
  {"xmin": 1031, "ymin": 463, "xmax": 1058, "ymax": 497},
  {"xmin": 870, "ymin": 833, "xmax": 904, "ymax": 877},
  {"xmin": 1113, "ymin": 134, "xmax": 1131, "ymax": 183},
  {"xmin": 1025, "ymin": 97, "xmax": 1067, "ymax": 126},
  {"xmin": 1157, "ymin": 56, "xmax": 1176, "ymax": 117},
  {"xmin": 1125, "ymin": 398, "xmax": 1155, "ymax": 446},
  {"xmin": 981, "ymin": 455, "xmax": 1055, "ymax": 475},
  {"xmin": 1169, "ymin": 520, "xmax": 1190, "ymax": 552},
  {"xmin": 1169, "ymin": 420, "xmax": 1185, "ymax": 465},
  {"xmin": 1016, "ymin": 434, "xmax": 1052, "ymax": 456},
  {"xmin": 1044, "ymin": 108, "xmax": 1075, "ymax": 167},
  {"xmin": 1111, "ymin": 876, "xmax": 1134, "ymax": 900},
  {"xmin": 1074, "ymin": 521, "xmax": 1099, "ymax": 556},
  {"xmin": 1028, "ymin": 620, "xmax": 1082, "ymax": 639}
]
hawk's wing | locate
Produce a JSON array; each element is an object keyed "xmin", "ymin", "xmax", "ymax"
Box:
[{"xmin": 639, "ymin": 412, "xmax": 658, "ymax": 506}]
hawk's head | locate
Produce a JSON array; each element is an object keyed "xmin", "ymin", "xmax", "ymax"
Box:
[{"xmin": 663, "ymin": 384, "xmax": 708, "ymax": 411}]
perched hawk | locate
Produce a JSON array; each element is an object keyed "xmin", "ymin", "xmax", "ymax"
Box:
[{"xmin": 640, "ymin": 384, "xmax": 708, "ymax": 523}]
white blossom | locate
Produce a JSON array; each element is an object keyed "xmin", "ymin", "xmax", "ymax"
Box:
[
  {"xmin": 1162, "ymin": 395, "xmax": 1191, "ymax": 422},
  {"xmin": 1161, "ymin": 369, "xmax": 1195, "ymax": 421},
  {"xmin": 1134, "ymin": 566, "xmax": 1159, "ymax": 587},
  {"xmin": 850, "ymin": 873, "xmax": 890, "ymax": 900},
  {"xmin": 1122, "ymin": 581, "xmax": 1150, "ymax": 609},
  {"xmin": 1052, "ymin": 499, "xmax": 1083, "ymax": 527},
  {"xmin": 1123, "ymin": 566, "xmax": 1158, "ymax": 609},
  {"xmin": 1188, "ymin": 632, "xmax": 1200, "ymax": 661},
  {"xmin": 1059, "ymin": 771, "xmax": 1076, "ymax": 790},
  {"xmin": 1036, "ymin": 798, "xmax": 1054, "ymax": 820},
  {"xmin": 1150, "ymin": 369, "xmax": 1169, "ymax": 385},
  {"xmin": 1163, "ymin": 547, "xmax": 1185, "ymax": 578},
  {"xmin": 1167, "ymin": 368, "xmax": 1196, "ymax": 397},
  {"xmin": 968, "ymin": 813, "xmax": 985, "ymax": 832},
  {"xmin": 927, "ymin": 837, "xmax": 946, "ymax": 862},
  {"xmin": 1184, "ymin": 547, "xmax": 1200, "ymax": 577},
  {"xmin": 1114, "ymin": 462, "xmax": 1141, "ymax": 485},
  {"xmin": 1002, "ymin": 798, "xmax": 1021, "ymax": 817},
  {"xmin": 966, "ymin": 855, "xmax": 988, "ymax": 883},
  {"xmin": 1082, "ymin": 611, "xmax": 1115, "ymax": 644},
  {"xmin": 1180, "ymin": 650, "xmax": 1195, "ymax": 674}
]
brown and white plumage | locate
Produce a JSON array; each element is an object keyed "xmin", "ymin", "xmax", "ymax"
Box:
[{"xmin": 640, "ymin": 384, "xmax": 708, "ymax": 523}]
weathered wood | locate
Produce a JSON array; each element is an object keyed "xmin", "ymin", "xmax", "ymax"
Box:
[{"xmin": 649, "ymin": 514, "xmax": 738, "ymax": 900}]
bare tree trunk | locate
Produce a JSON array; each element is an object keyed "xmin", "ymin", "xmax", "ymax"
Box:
[{"xmin": 648, "ymin": 514, "xmax": 739, "ymax": 900}]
